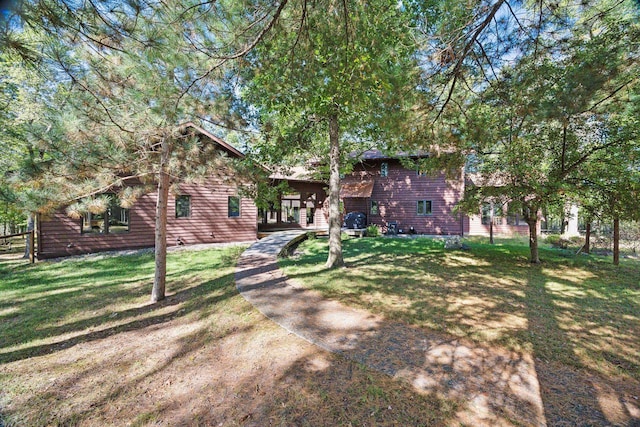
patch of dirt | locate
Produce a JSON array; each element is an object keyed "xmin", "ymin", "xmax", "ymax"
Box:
[{"xmin": 0, "ymin": 292, "xmax": 457, "ymax": 426}]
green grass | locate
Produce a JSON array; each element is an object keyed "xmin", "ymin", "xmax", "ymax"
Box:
[
  {"xmin": 0, "ymin": 246, "xmax": 245, "ymax": 363},
  {"xmin": 0, "ymin": 244, "xmax": 462, "ymax": 426},
  {"xmin": 281, "ymin": 236, "xmax": 640, "ymax": 381}
]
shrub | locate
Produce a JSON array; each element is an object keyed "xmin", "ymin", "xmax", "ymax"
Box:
[
  {"xmin": 366, "ymin": 224, "xmax": 380, "ymax": 237},
  {"xmin": 569, "ymin": 235, "xmax": 583, "ymax": 245},
  {"xmin": 544, "ymin": 234, "xmax": 572, "ymax": 249}
]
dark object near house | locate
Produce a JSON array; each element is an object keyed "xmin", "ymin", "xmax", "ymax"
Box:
[
  {"xmin": 343, "ymin": 212, "xmax": 367, "ymax": 229},
  {"xmin": 409, "ymin": 226, "xmax": 417, "ymax": 234},
  {"xmin": 387, "ymin": 221, "xmax": 398, "ymax": 235}
]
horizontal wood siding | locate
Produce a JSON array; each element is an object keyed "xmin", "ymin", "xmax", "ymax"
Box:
[
  {"xmin": 344, "ymin": 160, "xmax": 465, "ymax": 235},
  {"xmin": 167, "ymin": 180, "xmax": 257, "ymax": 245},
  {"xmin": 466, "ymin": 214, "xmax": 533, "ymax": 237},
  {"xmin": 38, "ymin": 193, "xmax": 156, "ymax": 259},
  {"xmin": 343, "ymin": 198, "xmax": 368, "ymax": 217},
  {"xmin": 38, "ymin": 178, "xmax": 257, "ymax": 259}
]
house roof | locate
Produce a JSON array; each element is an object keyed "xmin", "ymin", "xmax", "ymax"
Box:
[
  {"xmin": 351, "ymin": 149, "xmax": 428, "ymax": 161},
  {"xmin": 269, "ymin": 166, "xmax": 324, "ymax": 183},
  {"xmin": 340, "ymin": 181, "xmax": 374, "ymax": 198},
  {"xmin": 182, "ymin": 122, "xmax": 245, "ymax": 159}
]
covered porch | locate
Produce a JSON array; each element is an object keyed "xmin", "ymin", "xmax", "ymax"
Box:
[{"xmin": 257, "ymin": 178, "xmax": 328, "ymax": 232}]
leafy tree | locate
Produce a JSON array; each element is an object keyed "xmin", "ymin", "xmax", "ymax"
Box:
[
  {"xmin": 10, "ymin": 0, "xmax": 286, "ymax": 300},
  {"xmin": 422, "ymin": 0, "xmax": 640, "ymax": 263},
  {"xmin": 575, "ymin": 93, "xmax": 640, "ymax": 264},
  {"xmin": 245, "ymin": 0, "xmax": 420, "ymax": 268}
]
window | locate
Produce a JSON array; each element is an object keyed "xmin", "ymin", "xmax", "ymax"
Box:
[
  {"xmin": 481, "ymin": 203, "xmax": 492, "ymax": 225},
  {"xmin": 380, "ymin": 162, "xmax": 388, "ymax": 177},
  {"xmin": 482, "ymin": 202, "xmax": 503, "ymax": 225},
  {"xmin": 506, "ymin": 214, "xmax": 519, "ymax": 226},
  {"xmin": 370, "ymin": 200, "xmax": 379, "ymax": 215},
  {"xmin": 108, "ymin": 201, "xmax": 130, "ymax": 233},
  {"xmin": 175, "ymin": 195, "xmax": 191, "ymax": 218},
  {"xmin": 82, "ymin": 193, "xmax": 129, "ymax": 234},
  {"xmin": 228, "ymin": 196, "xmax": 241, "ymax": 217},
  {"xmin": 280, "ymin": 194, "xmax": 299, "ymax": 223},
  {"xmin": 506, "ymin": 205, "xmax": 520, "ymax": 225},
  {"xmin": 417, "ymin": 200, "xmax": 432, "ymax": 216},
  {"xmin": 82, "ymin": 211, "xmax": 105, "ymax": 234}
]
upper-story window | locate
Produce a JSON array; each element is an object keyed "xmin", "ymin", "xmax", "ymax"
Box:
[
  {"xmin": 82, "ymin": 193, "xmax": 129, "ymax": 234},
  {"xmin": 175, "ymin": 195, "xmax": 191, "ymax": 218},
  {"xmin": 380, "ymin": 162, "xmax": 388, "ymax": 177}
]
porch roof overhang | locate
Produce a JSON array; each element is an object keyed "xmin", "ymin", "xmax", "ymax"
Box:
[{"xmin": 340, "ymin": 181, "xmax": 374, "ymax": 198}]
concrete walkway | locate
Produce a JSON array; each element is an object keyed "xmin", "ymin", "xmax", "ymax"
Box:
[{"xmin": 235, "ymin": 231, "xmax": 546, "ymax": 426}]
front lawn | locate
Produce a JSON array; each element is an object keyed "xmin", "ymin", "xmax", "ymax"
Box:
[
  {"xmin": 281, "ymin": 236, "xmax": 640, "ymax": 424},
  {"xmin": 0, "ymin": 246, "xmax": 457, "ymax": 426}
]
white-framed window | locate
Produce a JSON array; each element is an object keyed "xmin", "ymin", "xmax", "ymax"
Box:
[
  {"xmin": 81, "ymin": 193, "xmax": 130, "ymax": 234},
  {"xmin": 380, "ymin": 162, "xmax": 388, "ymax": 177}
]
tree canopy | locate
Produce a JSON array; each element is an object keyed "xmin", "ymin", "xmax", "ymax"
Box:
[
  {"xmin": 2, "ymin": 0, "xmax": 288, "ymax": 299},
  {"xmin": 244, "ymin": 0, "xmax": 421, "ymax": 267},
  {"xmin": 0, "ymin": 0, "xmax": 638, "ymax": 272},
  {"xmin": 419, "ymin": 0, "xmax": 640, "ymax": 263}
]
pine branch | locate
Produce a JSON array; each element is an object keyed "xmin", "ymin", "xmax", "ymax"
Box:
[
  {"xmin": 434, "ymin": 0, "xmax": 506, "ymax": 123},
  {"xmin": 175, "ymin": 0, "xmax": 289, "ymax": 109}
]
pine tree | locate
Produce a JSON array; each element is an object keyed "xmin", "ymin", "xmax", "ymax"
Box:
[
  {"xmin": 12, "ymin": 0, "xmax": 286, "ymax": 300},
  {"xmin": 245, "ymin": 0, "xmax": 420, "ymax": 268}
]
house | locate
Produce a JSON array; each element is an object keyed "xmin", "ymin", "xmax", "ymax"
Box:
[
  {"xmin": 340, "ymin": 150, "xmax": 464, "ymax": 235},
  {"xmin": 340, "ymin": 150, "xmax": 530, "ymax": 236},
  {"xmin": 37, "ymin": 139, "xmax": 531, "ymax": 259},
  {"xmin": 256, "ymin": 150, "xmax": 530, "ymax": 236},
  {"xmin": 37, "ymin": 124, "xmax": 258, "ymax": 259}
]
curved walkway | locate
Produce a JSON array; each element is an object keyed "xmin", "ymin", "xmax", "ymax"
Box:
[{"xmin": 235, "ymin": 231, "xmax": 546, "ymax": 426}]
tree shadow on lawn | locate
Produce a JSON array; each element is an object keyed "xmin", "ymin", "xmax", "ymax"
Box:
[
  {"xmin": 0, "ymin": 271, "xmax": 238, "ymax": 364},
  {"xmin": 242, "ymin": 252, "xmax": 545, "ymax": 425},
  {"xmin": 281, "ymin": 238, "xmax": 640, "ymax": 425},
  {"xmin": 0, "ymin": 250, "xmax": 238, "ymax": 354},
  {"xmin": 4, "ymin": 303, "xmax": 462, "ymax": 427},
  {"xmin": 524, "ymin": 271, "xmax": 640, "ymax": 426}
]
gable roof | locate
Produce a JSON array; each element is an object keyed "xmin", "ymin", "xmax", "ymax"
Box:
[
  {"xmin": 182, "ymin": 122, "xmax": 245, "ymax": 159},
  {"xmin": 351, "ymin": 149, "xmax": 429, "ymax": 161}
]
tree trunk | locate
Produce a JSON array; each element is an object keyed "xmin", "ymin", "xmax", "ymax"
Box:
[
  {"xmin": 584, "ymin": 222, "xmax": 591, "ymax": 254},
  {"xmin": 489, "ymin": 202, "xmax": 494, "ymax": 244},
  {"xmin": 613, "ymin": 215, "xmax": 619, "ymax": 266},
  {"xmin": 325, "ymin": 113, "xmax": 344, "ymax": 269},
  {"xmin": 23, "ymin": 213, "xmax": 34, "ymax": 259},
  {"xmin": 526, "ymin": 207, "xmax": 540, "ymax": 264},
  {"xmin": 151, "ymin": 136, "xmax": 171, "ymax": 302}
]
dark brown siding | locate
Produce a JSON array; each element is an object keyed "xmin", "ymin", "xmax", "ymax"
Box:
[
  {"xmin": 343, "ymin": 160, "xmax": 465, "ymax": 235},
  {"xmin": 167, "ymin": 179, "xmax": 257, "ymax": 245},
  {"xmin": 38, "ymin": 178, "xmax": 257, "ymax": 259}
]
